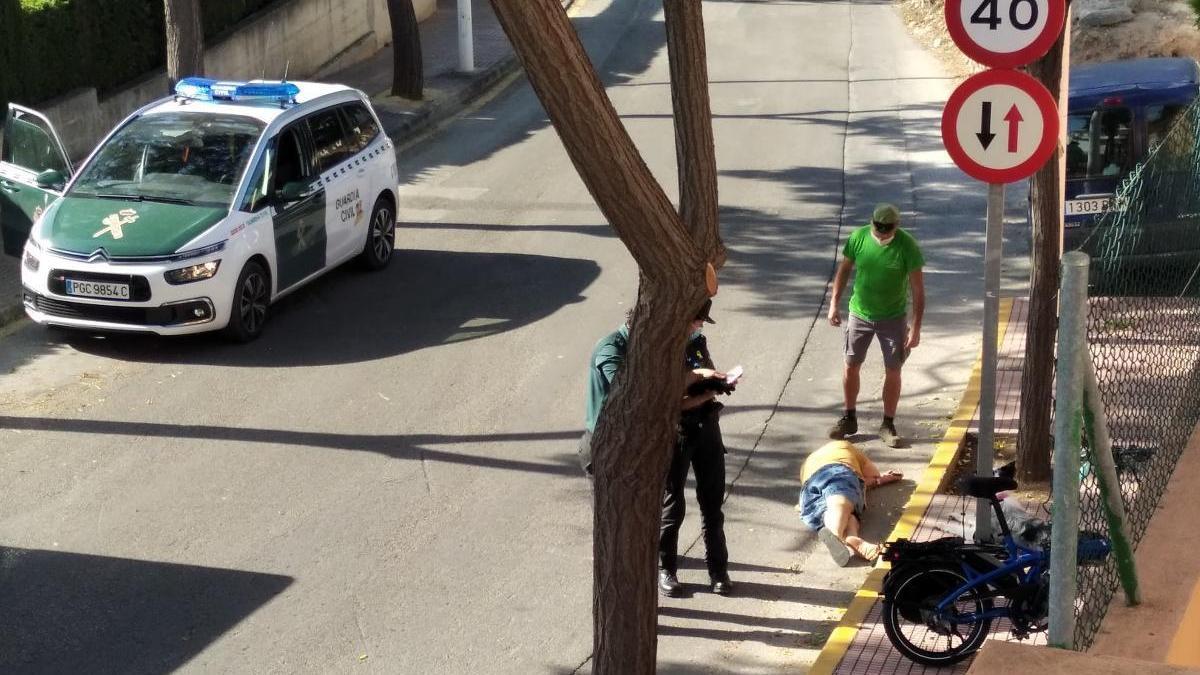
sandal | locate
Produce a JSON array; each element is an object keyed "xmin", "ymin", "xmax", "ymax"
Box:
[{"xmin": 855, "ymin": 542, "xmax": 881, "ymax": 562}]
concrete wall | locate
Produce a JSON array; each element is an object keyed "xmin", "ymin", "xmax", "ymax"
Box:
[{"xmin": 41, "ymin": 0, "xmax": 435, "ymax": 161}]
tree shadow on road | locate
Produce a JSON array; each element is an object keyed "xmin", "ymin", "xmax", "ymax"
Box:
[
  {"xmin": 0, "ymin": 414, "xmax": 589, "ymax": 476},
  {"xmin": 0, "ymin": 546, "xmax": 291, "ymax": 675}
]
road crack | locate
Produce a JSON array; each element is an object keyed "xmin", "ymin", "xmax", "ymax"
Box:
[{"xmin": 419, "ymin": 449, "xmax": 433, "ymax": 494}]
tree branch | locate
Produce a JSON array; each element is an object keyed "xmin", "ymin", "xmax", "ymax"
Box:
[{"xmin": 663, "ymin": 0, "xmax": 725, "ymax": 268}]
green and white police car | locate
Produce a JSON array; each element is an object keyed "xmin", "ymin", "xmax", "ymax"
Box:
[{"xmin": 5, "ymin": 78, "xmax": 398, "ymax": 341}]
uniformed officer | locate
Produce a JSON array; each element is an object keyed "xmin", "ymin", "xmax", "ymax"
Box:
[{"xmin": 659, "ymin": 299, "xmax": 735, "ymax": 597}]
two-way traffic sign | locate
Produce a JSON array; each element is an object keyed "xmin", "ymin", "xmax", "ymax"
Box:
[{"xmin": 941, "ymin": 69, "xmax": 1058, "ymax": 184}]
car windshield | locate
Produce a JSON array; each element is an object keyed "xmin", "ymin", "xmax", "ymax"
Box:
[
  {"xmin": 69, "ymin": 112, "xmax": 264, "ymax": 208},
  {"xmin": 1066, "ymin": 107, "xmax": 1132, "ymax": 181}
]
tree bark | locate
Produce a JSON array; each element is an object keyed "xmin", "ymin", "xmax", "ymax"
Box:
[
  {"xmin": 387, "ymin": 0, "xmax": 424, "ymax": 100},
  {"xmin": 1018, "ymin": 5, "xmax": 1072, "ymax": 484},
  {"xmin": 163, "ymin": 0, "xmax": 204, "ymax": 89},
  {"xmin": 663, "ymin": 1, "xmax": 724, "ymax": 267},
  {"xmin": 484, "ymin": 0, "xmax": 719, "ymax": 671},
  {"xmin": 592, "ymin": 287, "xmax": 695, "ymax": 674}
]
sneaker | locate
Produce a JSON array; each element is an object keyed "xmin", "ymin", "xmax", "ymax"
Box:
[
  {"xmin": 828, "ymin": 414, "xmax": 858, "ymax": 439},
  {"xmin": 818, "ymin": 527, "xmax": 853, "ymax": 567},
  {"xmin": 658, "ymin": 570, "xmax": 682, "ymax": 597},
  {"xmin": 879, "ymin": 420, "xmax": 901, "ymax": 448}
]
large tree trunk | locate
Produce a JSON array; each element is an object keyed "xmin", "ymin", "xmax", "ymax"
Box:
[
  {"xmin": 592, "ymin": 287, "xmax": 696, "ymax": 673},
  {"xmin": 484, "ymin": 0, "xmax": 719, "ymax": 671},
  {"xmin": 1018, "ymin": 5, "xmax": 1072, "ymax": 484},
  {"xmin": 163, "ymin": 0, "xmax": 204, "ymax": 89},
  {"xmin": 387, "ymin": 0, "xmax": 424, "ymax": 100}
]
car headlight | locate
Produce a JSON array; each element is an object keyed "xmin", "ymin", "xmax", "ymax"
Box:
[
  {"xmin": 172, "ymin": 240, "xmax": 226, "ymax": 262},
  {"xmin": 22, "ymin": 241, "xmax": 40, "ymax": 272},
  {"xmin": 164, "ymin": 260, "xmax": 221, "ymax": 285}
]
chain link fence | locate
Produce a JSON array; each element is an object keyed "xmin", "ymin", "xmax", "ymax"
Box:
[{"xmin": 1067, "ymin": 96, "xmax": 1200, "ymax": 648}]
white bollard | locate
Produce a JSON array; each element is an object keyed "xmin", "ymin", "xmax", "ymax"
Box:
[
  {"xmin": 1049, "ymin": 251, "xmax": 1089, "ymax": 649},
  {"xmin": 457, "ymin": 0, "xmax": 474, "ymax": 73}
]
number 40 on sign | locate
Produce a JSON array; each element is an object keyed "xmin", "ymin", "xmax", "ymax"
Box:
[{"xmin": 946, "ymin": 0, "xmax": 1066, "ymax": 68}]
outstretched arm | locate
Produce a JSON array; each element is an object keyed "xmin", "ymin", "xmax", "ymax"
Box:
[{"xmin": 865, "ymin": 468, "xmax": 904, "ymax": 489}]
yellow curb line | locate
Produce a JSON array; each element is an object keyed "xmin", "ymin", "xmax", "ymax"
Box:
[{"xmin": 809, "ymin": 298, "xmax": 1015, "ymax": 675}]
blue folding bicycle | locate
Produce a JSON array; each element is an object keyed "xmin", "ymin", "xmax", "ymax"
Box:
[{"xmin": 880, "ymin": 476, "xmax": 1110, "ymax": 666}]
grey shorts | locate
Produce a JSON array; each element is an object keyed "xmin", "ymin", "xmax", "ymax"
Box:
[{"xmin": 845, "ymin": 314, "xmax": 908, "ymax": 370}]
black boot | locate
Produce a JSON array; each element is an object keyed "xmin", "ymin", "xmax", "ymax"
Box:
[
  {"xmin": 658, "ymin": 569, "xmax": 682, "ymax": 597},
  {"xmin": 709, "ymin": 572, "xmax": 734, "ymax": 596}
]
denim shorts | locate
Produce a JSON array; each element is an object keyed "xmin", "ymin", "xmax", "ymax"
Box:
[{"xmin": 798, "ymin": 463, "xmax": 865, "ymax": 531}]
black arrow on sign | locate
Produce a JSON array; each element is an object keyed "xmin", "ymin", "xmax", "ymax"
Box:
[{"xmin": 976, "ymin": 101, "xmax": 995, "ymax": 150}]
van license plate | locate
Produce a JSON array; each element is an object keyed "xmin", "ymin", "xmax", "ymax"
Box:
[
  {"xmin": 1066, "ymin": 196, "xmax": 1125, "ymax": 217},
  {"xmin": 65, "ymin": 279, "xmax": 131, "ymax": 300}
]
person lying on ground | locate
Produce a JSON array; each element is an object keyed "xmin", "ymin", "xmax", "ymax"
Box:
[{"xmin": 797, "ymin": 439, "xmax": 903, "ymax": 566}]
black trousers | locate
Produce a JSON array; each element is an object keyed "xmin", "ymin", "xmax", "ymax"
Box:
[{"xmin": 659, "ymin": 415, "xmax": 728, "ymax": 577}]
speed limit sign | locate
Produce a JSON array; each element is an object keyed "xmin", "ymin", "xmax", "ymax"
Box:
[{"xmin": 946, "ymin": 0, "xmax": 1066, "ymax": 68}]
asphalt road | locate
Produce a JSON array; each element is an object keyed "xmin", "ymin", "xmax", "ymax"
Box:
[{"xmin": 0, "ymin": 0, "xmax": 1031, "ymax": 673}]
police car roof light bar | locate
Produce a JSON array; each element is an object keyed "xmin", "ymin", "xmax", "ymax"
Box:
[
  {"xmin": 174, "ymin": 77, "xmax": 300, "ymax": 106},
  {"xmin": 175, "ymin": 77, "xmax": 218, "ymax": 101}
]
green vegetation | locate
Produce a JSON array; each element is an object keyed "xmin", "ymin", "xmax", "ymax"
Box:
[{"xmin": 0, "ymin": 0, "xmax": 281, "ymax": 115}]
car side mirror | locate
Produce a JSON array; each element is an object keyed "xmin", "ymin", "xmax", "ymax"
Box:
[
  {"xmin": 35, "ymin": 169, "xmax": 65, "ymax": 191},
  {"xmin": 276, "ymin": 181, "xmax": 311, "ymax": 204}
]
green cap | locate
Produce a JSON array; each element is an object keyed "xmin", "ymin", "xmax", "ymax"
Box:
[{"xmin": 872, "ymin": 203, "xmax": 900, "ymax": 226}]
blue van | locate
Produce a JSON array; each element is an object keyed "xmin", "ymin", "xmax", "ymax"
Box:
[
  {"xmin": 1064, "ymin": 57, "xmax": 1199, "ymax": 227},
  {"xmin": 1064, "ymin": 58, "xmax": 1200, "ymax": 292}
]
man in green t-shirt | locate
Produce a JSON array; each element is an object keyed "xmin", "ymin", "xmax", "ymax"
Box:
[{"xmin": 826, "ymin": 203, "xmax": 925, "ymax": 447}]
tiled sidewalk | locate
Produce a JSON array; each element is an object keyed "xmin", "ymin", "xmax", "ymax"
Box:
[
  {"xmin": 823, "ymin": 290, "xmax": 1200, "ymax": 671},
  {"xmin": 815, "ymin": 298, "xmax": 1037, "ymax": 674},
  {"xmin": 968, "ymin": 298, "xmax": 1027, "ymax": 441}
]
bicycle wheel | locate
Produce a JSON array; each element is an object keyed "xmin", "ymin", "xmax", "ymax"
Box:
[{"xmin": 882, "ymin": 565, "xmax": 993, "ymax": 666}]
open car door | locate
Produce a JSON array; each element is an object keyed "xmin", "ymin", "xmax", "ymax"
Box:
[{"xmin": 0, "ymin": 104, "xmax": 73, "ymax": 256}]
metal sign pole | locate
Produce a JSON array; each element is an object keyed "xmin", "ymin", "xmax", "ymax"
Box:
[{"xmin": 976, "ymin": 182, "xmax": 1005, "ymax": 542}]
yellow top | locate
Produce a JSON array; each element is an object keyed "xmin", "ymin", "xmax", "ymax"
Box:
[{"xmin": 801, "ymin": 440, "xmax": 877, "ymax": 483}]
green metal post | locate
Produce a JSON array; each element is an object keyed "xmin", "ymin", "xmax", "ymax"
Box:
[{"xmin": 1082, "ymin": 356, "xmax": 1141, "ymax": 605}]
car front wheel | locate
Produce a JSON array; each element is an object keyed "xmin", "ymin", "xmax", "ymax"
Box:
[{"xmin": 225, "ymin": 261, "xmax": 270, "ymax": 342}]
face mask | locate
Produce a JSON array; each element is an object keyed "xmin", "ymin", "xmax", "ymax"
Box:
[
  {"xmin": 689, "ymin": 328, "xmax": 703, "ymax": 340},
  {"xmin": 872, "ymin": 229, "xmax": 895, "ymax": 246}
]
